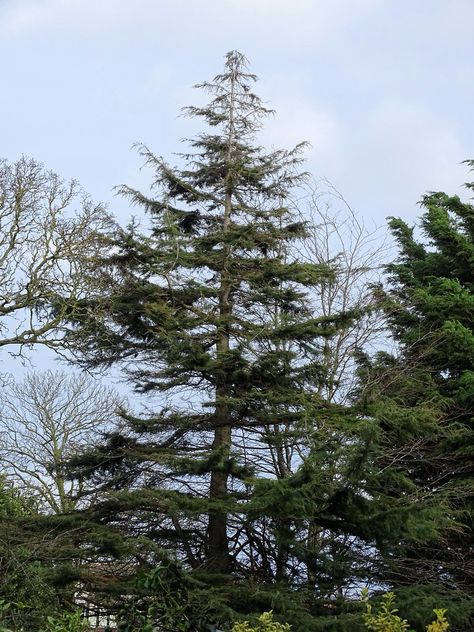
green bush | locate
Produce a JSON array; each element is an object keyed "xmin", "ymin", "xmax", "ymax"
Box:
[
  {"xmin": 425, "ymin": 610, "xmax": 449, "ymax": 632},
  {"xmin": 0, "ymin": 599, "xmax": 13, "ymax": 632},
  {"xmin": 232, "ymin": 611, "xmax": 291, "ymax": 631},
  {"xmin": 361, "ymin": 590, "xmax": 450, "ymax": 632},
  {"xmin": 392, "ymin": 585, "xmax": 472, "ymax": 631},
  {"xmin": 38, "ymin": 610, "xmax": 88, "ymax": 632},
  {"xmin": 362, "ymin": 590, "xmax": 411, "ymax": 632}
]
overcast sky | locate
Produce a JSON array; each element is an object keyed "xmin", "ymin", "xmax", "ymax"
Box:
[{"xmin": 1, "ymin": 0, "xmax": 474, "ymax": 228}]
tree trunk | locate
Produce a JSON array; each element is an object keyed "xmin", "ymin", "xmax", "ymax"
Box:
[
  {"xmin": 207, "ymin": 186, "xmax": 233, "ymax": 572},
  {"xmin": 207, "ymin": 60, "xmax": 237, "ymax": 573},
  {"xmin": 207, "ymin": 417, "xmax": 231, "ymax": 572}
]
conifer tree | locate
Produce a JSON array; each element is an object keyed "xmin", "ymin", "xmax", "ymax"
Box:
[
  {"xmin": 62, "ymin": 53, "xmax": 452, "ymax": 628},
  {"xmin": 74, "ymin": 50, "xmax": 320, "ymax": 574},
  {"xmin": 358, "ymin": 171, "xmax": 474, "ymax": 618}
]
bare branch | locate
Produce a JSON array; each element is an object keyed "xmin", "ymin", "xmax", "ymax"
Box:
[
  {"xmin": 0, "ymin": 156, "xmax": 114, "ymax": 353},
  {"xmin": 0, "ymin": 369, "xmax": 125, "ymax": 513}
]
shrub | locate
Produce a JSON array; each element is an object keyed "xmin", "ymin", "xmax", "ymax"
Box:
[
  {"xmin": 0, "ymin": 599, "xmax": 13, "ymax": 632},
  {"xmin": 361, "ymin": 590, "xmax": 450, "ymax": 632},
  {"xmin": 425, "ymin": 610, "xmax": 449, "ymax": 632},
  {"xmin": 232, "ymin": 611, "xmax": 292, "ymax": 632},
  {"xmin": 38, "ymin": 610, "xmax": 88, "ymax": 632},
  {"xmin": 361, "ymin": 590, "xmax": 410, "ymax": 632}
]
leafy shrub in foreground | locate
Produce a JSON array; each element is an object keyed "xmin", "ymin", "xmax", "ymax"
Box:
[
  {"xmin": 232, "ymin": 611, "xmax": 291, "ymax": 632},
  {"xmin": 38, "ymin": 610, "xmax": 88, "ymax": 632},
  {"xmin": 361, "ymin": 590, "xmax": 450, "ymax": 632}
]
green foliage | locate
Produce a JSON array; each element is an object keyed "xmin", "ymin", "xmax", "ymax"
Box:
[
  {"xmin": 62, "ymin": 50, "xmax": 407, "ymax": 620},
  {"xmin": 117, "ymin": 562, "xmax": 230, "ymax": 632},
  {"xmin": 356, "ymin": 171, "xmax": 474, "ymax": 612},
  {"xmin": 38, "ymin": 611, "xmax": 88, "ymax": 632},
  {"xmin": 393, "ymin": 585, "xmax": 473, "ymax": 632},
  {"xmin": 232, "ymin": 611, "xmax": 291, "ymax": 632},
  {"xmin": 425, "ymin": 610, "xmax": 449, "ymax": 632},
  {"xmin": 361, "ymin": 590, "xmax": 452, "ymax": 632},
  {"xmin": 0, "ymin": 479, "xmax": 65, "ymax": 631},
  {"xmin": 0, "ymin": 480, "xmax": 24, "ymax": 517},
  {"xmin": 0, "ymin": 599, "xmax": 13, "ymax": 632},
  {"xmin": 361, "ymin": 589, "xmax": 411, "ymax": 632}
]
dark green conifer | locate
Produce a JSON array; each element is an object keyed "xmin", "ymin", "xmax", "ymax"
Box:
[
  {"xmin": 61, "ymin": 53, "xmax": 455, "ymax": 629},
  {"xmin": 357, "ymin": 170, "xmax": 474, "ymax": 623}
]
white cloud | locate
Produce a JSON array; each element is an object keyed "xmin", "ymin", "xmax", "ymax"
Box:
[
  {"xmin": 0, "ymin": 0, "xmax": 134, "ymax": 35},
  {"xmin": 0, "ymin": 0, "xmax": 472, "ymax": 230},
  {"xmin": 262, "ymin": 98, "xmax": 341, "ymax": 164},
  {"xmin": 329, "ymin": 101, "xmax": 469, "ymax": 223},
  {"xmin": 0, "ymin": 0, "xmax": 379, "ymax": 48},
  {"xmin": 366, "ymin": 102, "xmax": 465, "ymax": 192}
]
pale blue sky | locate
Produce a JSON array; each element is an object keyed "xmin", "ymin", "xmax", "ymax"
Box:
[{"xmin": 1, "ymin": 0, "xmax": 473, "ymax": 226}]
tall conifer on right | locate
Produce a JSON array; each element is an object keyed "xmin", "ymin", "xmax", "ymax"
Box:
[{"xmin": 359, "ymin": 169, "xmax": 474, "ymax": 621}]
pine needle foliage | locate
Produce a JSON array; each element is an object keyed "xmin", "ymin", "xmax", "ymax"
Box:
[
  {"xmin": 356, "ymin": 167, "xmax": 474, "ymax": 624},
  {"xmin": 59, "ymin": 52, "xmax": 457, "ymax": 629}
]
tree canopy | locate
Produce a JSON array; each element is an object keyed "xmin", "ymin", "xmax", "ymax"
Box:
[
  {"xmin": 0, "ymin": 156, "xmax": 111, "ymax": 355},
  {"xmin": 0, "ymin": 52, "xmax": 472, "ymax": 632},
  {"xmin": 365, "ymin": 175, "xmax": 474, "ymax": 595}
]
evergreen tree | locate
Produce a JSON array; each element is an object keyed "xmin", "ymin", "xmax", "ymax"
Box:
[
  {"xmin": 357, "ymin": 170, "xmax": 474, "ymax": 621},
  {"xmin": 72, "ymin": 49, "xmax": 320, "ymax": 575},
  {"xmin": 62, "ymin": 53, "xmax": 452, "ymax": 629}
]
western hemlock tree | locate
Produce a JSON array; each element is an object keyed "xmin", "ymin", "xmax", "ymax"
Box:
[{"xmin": 62, "ymin": 53, "xmax": 451, "ymax": 628}]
